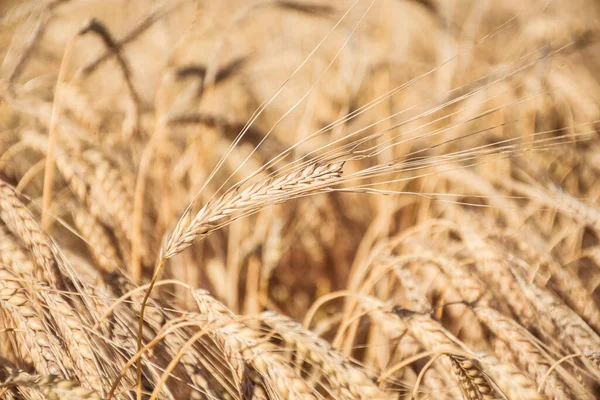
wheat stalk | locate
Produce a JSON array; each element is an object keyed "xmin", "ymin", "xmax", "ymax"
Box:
[
  {"xmin": 0, "ymin": 369, "xmax": 100, "ymax": 400},
  {"xmin": 260, "ymin": 310, "xmax": 386, "ymax": 399},
  {"xmin": 0, "ymin": 267, "xmax": 70, "ymax": 377},
  {"xmin": 193, "ymin": 290, "xmax": 317, "ymax": 400},
  {"xmin": 164, "ymin": 161, "xmax": 344, "ymax": 259},
  {"xmin": 474, "ymin": 307, "xmax": 585, "ymax": 400},
  {"xmin": 448, "ymin": 355, "xmax": 501, "ymax": 400},
  {"xmin": 0, "ymin": 180, "xmax": 63, "ymax": 289}
]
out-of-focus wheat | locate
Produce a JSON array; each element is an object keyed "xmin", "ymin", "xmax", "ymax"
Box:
[{"xmin": 1, "ymin": 0, "xmax": 600, "ymax": 398}]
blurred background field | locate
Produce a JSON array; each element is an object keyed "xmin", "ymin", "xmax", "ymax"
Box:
[{"xmin": 1, "ymin": 1, "xmax": 600, "ymax": 399}]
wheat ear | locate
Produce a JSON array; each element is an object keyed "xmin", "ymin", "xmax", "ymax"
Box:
[
  {"xmin": 0, "ymin": 180, "xmax": 63, "ymax": 289},
  {"xmin": 193, "ymin": 290, "xmax": 317, "ymax": 400},
  {"xmin": 260, "ymin": 310, "xmax": 386, "ymax": 399},
  {"xmin": 164, "ymin": 161, "xmax": 344, "ymax": 259}
]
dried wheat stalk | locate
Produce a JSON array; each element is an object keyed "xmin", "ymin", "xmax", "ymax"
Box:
[
  {"xmin": 193, "ymin": 290, "xmax": 317, "ymax": 400},
  {"xmin": 164, "ymin": 161, "xmax": 344, "ymax": 259},
  {"xmin": 448, "ymin": 355, "xmax": 500, "ymax": 400},
  {"xmin": 474, "ymin": 307, "xmax": 584, "ymax": 400},
  {"xmin": 71, "ymin": 204, "xmax": 120, "ymax": 273},
  {"xmin": 36, "ymin": 283, "xmax": 103, "ymax": 394},
  {"xmin": 260, "ymin": 310, "xmax": 386, "ymax": 399},
  {"xmin": 0, "ymin": 180, "xmax": 63, "ymax": 288},
  {"xmin": 0, "ymin": 267, "xmax": 70, "ymax": 377},
  {"xmin": 0, "ymin": 369, "xmax": 100, "ymax": 400}
]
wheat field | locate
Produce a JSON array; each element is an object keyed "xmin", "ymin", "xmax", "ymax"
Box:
[{"xmin": 1, "ymin": 0, "xmax": 600, "ymax": 399}]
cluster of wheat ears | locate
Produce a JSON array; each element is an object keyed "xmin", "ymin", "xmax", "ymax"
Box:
[{"xmin": 0, "ymin": 0, "xmax": 600, "ymax": 399}]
